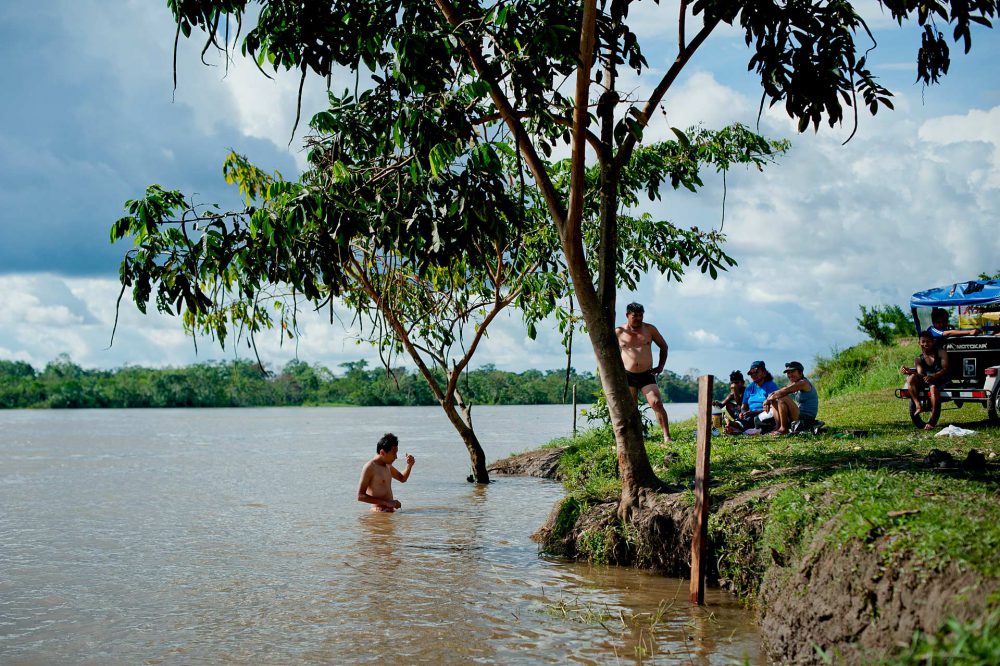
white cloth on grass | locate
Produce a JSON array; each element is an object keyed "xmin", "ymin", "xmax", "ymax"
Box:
[{"xmin": 934, "ymin": 424, "xmax": 976, "ymax": 437}]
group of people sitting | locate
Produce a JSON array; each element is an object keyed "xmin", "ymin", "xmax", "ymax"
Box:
[{"xmin": 713, "ymin": 360, "xmax": 820, "ymax": 436}]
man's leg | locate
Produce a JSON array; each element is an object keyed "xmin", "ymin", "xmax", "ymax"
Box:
[
  {"xmin": 641, "ymin": 384, "xmax": 672, "ymax": 443},
  {"xmin": 906, "ymin": 375, "xmax": 924, "ymax": 414},
  {"xmin": 774, "ymin": 397, "xmax": 799, "ymax": 434}
]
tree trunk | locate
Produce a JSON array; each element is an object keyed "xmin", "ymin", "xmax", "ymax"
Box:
[
  {"xmin": 441, "ymin": 397, "xmax": 490, "ymax": 483},
  {"xmin": 596, "ymin": 30, "xmax": 619, "ymax": 318},
  {"xmin": 562, "ymin": 235, "xmax": 662, "ymax": 518},
  {"xmin": 572, "ymin": 3, "xmax": 660, "ymax": 518}
]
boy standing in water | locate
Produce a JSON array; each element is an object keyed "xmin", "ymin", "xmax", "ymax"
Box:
[{"xmin": 357, "ymin": 433, "xmax": 415, "ymax": 512}]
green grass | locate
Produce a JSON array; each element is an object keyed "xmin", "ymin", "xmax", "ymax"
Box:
[
  {"xmin": 883, "ymin": 607, "xmax": 1000, "ymax": 665},
  {"xmin": 547, "ymin": 496, "xmax": 584, "ymax": 553},
  {"xmin": 813, "ymin": 339, "xmax": 919, "ymax": 398},
  {"xmin": 762, "ymin": 469, "xmax": 1000, "ymax": 578},
  {"xmin": 548, "ymin": 427, "xmax": 623, "ymax": 501},
  {"xmin": 559, "ymin": 388, "xmax": 1000, "ymax": 575},
  {"xmin": 560, "ymin": 388, "xmax": 1000, "ymax": 504}
]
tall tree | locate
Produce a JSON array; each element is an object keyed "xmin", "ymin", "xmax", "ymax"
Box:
[{"xmin": 127, "ymin": 0, "xmax": 996, "ymax": 516}]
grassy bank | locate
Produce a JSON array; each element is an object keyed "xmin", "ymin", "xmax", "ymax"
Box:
[{"xmin": 539, "ymin": 339, "xmax": 1000, "ymax": 663}]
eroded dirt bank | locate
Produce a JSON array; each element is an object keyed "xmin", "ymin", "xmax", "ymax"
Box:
[
  {"xmin": 487, "ymin": 446, "xmax": 565, "ymax": 479},
  {"xmin": 490, "ymin": 449, "xmax": 1000, "ymax": 664}
]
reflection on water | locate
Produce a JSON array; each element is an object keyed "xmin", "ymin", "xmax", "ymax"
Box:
[{"xmin": 0, "ymin": 405, "xmax": 758, "ymax": 664}]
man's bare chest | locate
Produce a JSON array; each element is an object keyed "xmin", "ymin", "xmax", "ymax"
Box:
[
  {"xmin": 619, "ymin": 329, "xmax": 651, "ymax": 349},
  {"xmin": 371, "ymin": 465, "xmax": 392, "ymax": 486}
]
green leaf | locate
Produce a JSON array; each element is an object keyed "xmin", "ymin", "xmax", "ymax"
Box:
[{"xmin": 331, "ymin": 161, "xmax": 350, "ymax": 181}]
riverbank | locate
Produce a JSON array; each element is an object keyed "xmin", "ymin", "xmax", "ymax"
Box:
[{"xmin": 493, "ymin": 341, "xmax": 1000, "ymax": 664}]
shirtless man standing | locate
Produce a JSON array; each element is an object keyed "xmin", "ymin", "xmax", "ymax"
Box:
[
  {"xmin": 615, "ymin": 302, "xmax": 672, "ymax": 443},
  {"xmin": 357, "ymin": 433, "xmax": 415, "ymax": 512}
]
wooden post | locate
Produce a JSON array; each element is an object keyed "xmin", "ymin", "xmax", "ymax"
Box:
[
  {"xmin": 689, "ymin": 374, "xmax": 714, "ymax": 605},
  {"xmin": 572, "ymin": 384, "xmax": 578, "ymax": 437}
]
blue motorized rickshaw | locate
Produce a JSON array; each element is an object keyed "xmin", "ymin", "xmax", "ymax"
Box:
[{"xmin": 896, "ymin": 279, "xmax": 1000, "ymax": 427}]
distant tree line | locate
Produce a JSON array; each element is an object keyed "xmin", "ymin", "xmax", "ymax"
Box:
[{"xmin": 0, "ymin": 355, "xmax": 712, "ymax": 409}]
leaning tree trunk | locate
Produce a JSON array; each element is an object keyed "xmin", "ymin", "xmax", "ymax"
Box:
[
  {"xmin": 347, "ymin": 260, "xmax": 491, "ymax": 483},
  {"xmin": 440, "ymin": 395, "xmax": 490, "ymax": 483}
]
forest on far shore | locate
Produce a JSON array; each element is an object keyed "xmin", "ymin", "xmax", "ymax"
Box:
[{"xmin": 0, "ymin": 356, "xmax": 716, "ymax": 409}]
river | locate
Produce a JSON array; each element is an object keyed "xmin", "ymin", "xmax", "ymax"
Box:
[{"xmin": 0, "ymin": 404, "xmax": 761, "ymax": 664}]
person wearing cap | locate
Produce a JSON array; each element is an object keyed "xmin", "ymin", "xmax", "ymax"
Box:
[
  {"xmin": 739, "ymin": 361, "xmax": 779, "ymax": 428},
  {"xmin": 763, "ymin": 361, "xmax": 819, "ymax": 435},
  {"xmin": 615, "ymin": 301, "xmax": 672, "ymax": 443}
]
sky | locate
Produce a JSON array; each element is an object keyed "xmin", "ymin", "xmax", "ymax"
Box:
[{"xmin": 1, "ymin": 0, "xmax": 998, "ymax": 380}]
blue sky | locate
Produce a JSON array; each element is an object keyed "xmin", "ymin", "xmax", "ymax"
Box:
[{"xmin": 1, "ymin": 1, "xmax": 998, "ymax": 379}]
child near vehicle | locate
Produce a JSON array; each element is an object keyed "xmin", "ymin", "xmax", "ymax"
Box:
[{"xmin": 900, "ymin": 331, "xmax": 950, "ymax": 430}]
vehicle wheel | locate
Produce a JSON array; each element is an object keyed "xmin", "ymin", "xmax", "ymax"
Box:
[
  {"xmin": 909, "ymin": 396, "xmax": 931, "ymax": 428},
  {"xmin": 989, "ymin": 391, "xmax": 999, "ymax": 425}
]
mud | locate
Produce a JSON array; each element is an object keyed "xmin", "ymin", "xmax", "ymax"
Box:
[
  {"xmin": 488, "ymin": 446, "xmax": 565, "ymax": 479},
  {"xmin": 758, "ymin": 524, "xmax": 1000, "ymax": 664}
]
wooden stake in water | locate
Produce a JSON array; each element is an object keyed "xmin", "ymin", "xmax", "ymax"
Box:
[
  {"xmin": 572, "ymin": 384, "xmax": 577, "ymax": 437},
  {"xmin": 689, "ymin": 374, "xmax": 714, "ymax": 605}
]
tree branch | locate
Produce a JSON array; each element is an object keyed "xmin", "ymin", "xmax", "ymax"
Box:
[
  {"xmin": 445, "ymin": 296, "xmax": 508, "ymax": 400},
  {"xmin": 345, "ymin": 257, "xmax": 447, "ymax": 404},
  {"xmin": 613, "ymin": 15, "xmax": 720, "ymax": 173},
  {"xmin": 433, "ymin": 0, "xmax": 568, "ymax": 234},
  {"xmin": 472, "ymin": 112, "xmax": 607, "ymax": 162},
  {"xmin": 679, "ymin": 0, "xmax": 688, "ymax": 53},
  {"xmin": 567, "ymin": 0, "xmax": 599, "ymax": 238}
]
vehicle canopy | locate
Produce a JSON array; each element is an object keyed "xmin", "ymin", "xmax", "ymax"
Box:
[{"xmin": 910, "ymin": 279, "xmax": 1000, "ymax": 333}]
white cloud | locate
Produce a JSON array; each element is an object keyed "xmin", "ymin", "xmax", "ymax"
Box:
[
  {"xmin": 0, "ymin": 276, "xmax": 94, "ymax": 328},
  {"xmin": 213, "ymin": 54, "xmax": 333, "ymax": 168},
  {"xmin": 0, "ymin": 346, "xmax": 34, "ymax": 364},
  {"xmin": 54, "ymin": 0, "xmax": 324, "ymax": 170},
  {"xmin": 660, "ymin": 71, "xmax": 753, "ymax": 132},
  {"xmin": 919, "ymin": 107, "xmax": 1000, "ymax": 189},
  {"xmin": 688, "ymin": 329, "xmax": 722, "ymax": 345}
]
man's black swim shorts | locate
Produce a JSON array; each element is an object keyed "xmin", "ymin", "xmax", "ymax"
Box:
[{"xmin": 625, "ymin": 370, "xmax": 657, "ymax": 389}]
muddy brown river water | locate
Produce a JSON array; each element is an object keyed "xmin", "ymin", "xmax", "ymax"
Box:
[{"xmin": 1, "ymin": 405, "xmax": 762, "ymax": 664}]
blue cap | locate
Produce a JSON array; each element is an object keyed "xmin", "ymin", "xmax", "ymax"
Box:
[{"xmin": 748, "ymin": 360, "xmax": 766, "ymax": 372}]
